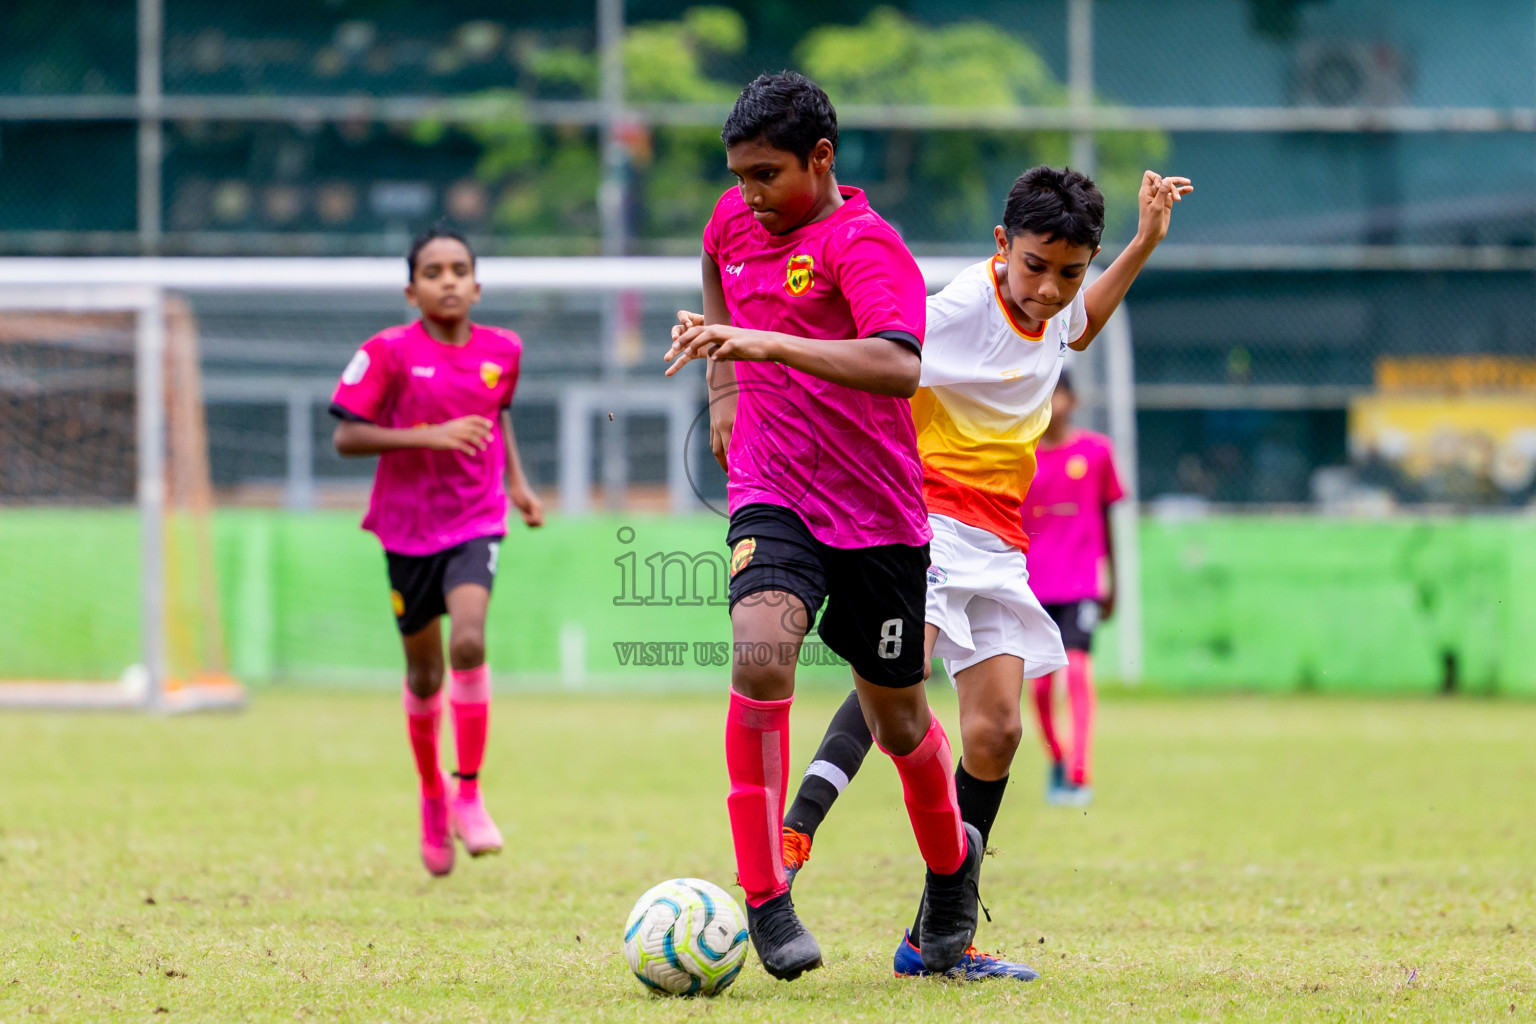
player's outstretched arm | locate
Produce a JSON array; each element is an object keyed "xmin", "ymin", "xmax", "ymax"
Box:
[
  {"xmin": 665, "ymin": 326, "xmax": 920, "ymax": 398},
  {"xmin": 1075, "ymin": 170, "xmax": 1193, "ymax": 351},
  {"xmin": 333, "ymin": 415, "xmax": 493, "ymax": 457},
  {"xmin": 501, "ymin": 409, "xmax": 544, "ymax": 527},
  {"xmin": 768, "ymin": 334, "xmax": 920, "ymax": 397}
]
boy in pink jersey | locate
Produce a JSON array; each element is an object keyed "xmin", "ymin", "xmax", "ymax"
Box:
[
  {"xmin": 1026, "ymin": 371, "xmax": 1125, "ymax": 806},
  {"xmin": 330, "ymin": 228, "xmax": 544, "ymax": 877},
  {"xmin": 664, "ymin": 72, "xmax": 981, "ymax": 981}
]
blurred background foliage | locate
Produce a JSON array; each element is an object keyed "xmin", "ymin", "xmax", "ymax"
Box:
[
  {"xmin": 425, "ymin": 6, "xmax": 1165, "ymax": 246},
  {"xmin": 10, "ymin": 0, "xmax": 1536, "ymax": 507}
]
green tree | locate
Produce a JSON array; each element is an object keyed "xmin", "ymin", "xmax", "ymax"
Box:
[
  {"xmin": 422, "ymin": 7, "xmax": 744, "ymax": 248},
  {"xmin": 618, "ymin": 6, "xmax": 746, "ymax": 243},
  {"xmin": 797, "ymin": 7, "xmax": 1166, "ymax": 242},
  {"xmin": 443, "ymin": 6, "xmax": 1166, "ymax": 249},
  {"xmin": 415, "ymin": 90, "xmax": 603, "ymax": 245}
]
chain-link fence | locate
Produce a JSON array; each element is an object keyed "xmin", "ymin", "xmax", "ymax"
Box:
[
  {"xmin": 186, "ymin": 285, "xmax": 715, "ymax": 511},
  {"xmin": 5, "ymin": 0, "xmax": 1536, "ymax": 507}
]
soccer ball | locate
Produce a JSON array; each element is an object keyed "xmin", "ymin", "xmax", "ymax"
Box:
[{"xmin": 622, "ymin": 878, "xmax": 749, "ymax": 996}]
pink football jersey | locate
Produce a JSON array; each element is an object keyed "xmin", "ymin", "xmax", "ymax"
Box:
[
  {"xmin": 1024, "ymin": 430, "xmax": 1125, "ymax": 603},
  {"xmin": 704, "ymin": 185, "xmax": 930, "ymax": 548},
  {"xmin": 331, "ymin": 321, "xmax": 521, "ymax": 555}
]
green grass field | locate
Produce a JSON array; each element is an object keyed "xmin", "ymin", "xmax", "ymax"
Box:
[{"xmin": 2, "ymin": 690, "xmax": 1532, "ymax": 1022}]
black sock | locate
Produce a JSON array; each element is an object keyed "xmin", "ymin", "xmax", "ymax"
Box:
[
  {"xmin": 783, "ymin": 689, "xmax": 873, "ymax": 839},
  {"xmin": 911, "ymin": 761, "xmax": 1010, "ymax": 945},
  {"xmin": 955, "ymin": 761, "xmax": 1009, "ymax": 848}
]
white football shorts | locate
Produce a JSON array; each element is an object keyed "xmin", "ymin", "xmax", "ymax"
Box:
[{"xmin": 924, "ymin": 513, "xmax": 1069, "ymax": 684}]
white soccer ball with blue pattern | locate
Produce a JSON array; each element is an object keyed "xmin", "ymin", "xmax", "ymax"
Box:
[{"xmin": 622, "ymin": 878, "xmax": 749, "ymax": 996}]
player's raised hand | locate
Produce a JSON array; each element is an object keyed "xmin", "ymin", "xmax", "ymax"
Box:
[
  {"xmin": 1135, "ymin": 170, "xmax": 1194, "ymax": 246},
  {"xmin": 510, "ymin": 483, "xmax": 545, "ymax": 527},
  {"xmin": 428, "ymin": 414, "xmax": 494, "ymax": 454}
]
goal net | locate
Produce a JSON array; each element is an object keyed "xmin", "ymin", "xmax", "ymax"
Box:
[{"xmin": 0, "ymin": 286, "xmax": 244, "ymax": 711}]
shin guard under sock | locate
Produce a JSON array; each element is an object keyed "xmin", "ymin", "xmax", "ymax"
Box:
[
  {"xmin": 1066, "ymin": 650, "xmax": 1096, "ymax": 786},
  {"xmin": 449, "ymin": 664, "xmax": 491, "ymax": 800},
  {"xmin": 881, "ymin": 715, "xmax": 965, "ymax": 877},
  {"xmin": 402, "ymin": 684, "xmax": 444, "ymax": 799},
  {"xmin": 725, "ymin": 690, "xmax": 793, "ymax": 907},
  {"xmin": 1032, "ymin": 673, "xmax": 1064, "ymax": 763}
]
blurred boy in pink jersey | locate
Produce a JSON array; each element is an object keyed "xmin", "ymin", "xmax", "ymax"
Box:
[
  {"xmin": 330, "ymin": 228, "xmax": 543, "ymax": 877},
  {"xmin": 664, "ymin": 72, "xmax": 982, "ymax": 981},
  {"xmin": 1026, "ymin": 370, "xmax": 1126, "ymax": 806}
]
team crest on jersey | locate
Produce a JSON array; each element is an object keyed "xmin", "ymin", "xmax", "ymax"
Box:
[
  {"xmin": 926, "ymin": 565, "xmax": 948, "ymax": 586},
  {"xmin": 730, "ymin": 537, "xmax": 756, "ymax": 577},
  {"xmin": 1066, "ymin": 454, "xmax": 1090, "ymax": 480},
  {"xmin": 785, "ymin": 254, "xmax": 815, "ymax": 296},
  {"xmin": 480, "ymin": 361, "xmax": 502, "ymax": 389}
]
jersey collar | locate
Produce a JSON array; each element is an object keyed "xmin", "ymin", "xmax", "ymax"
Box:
[
  {"xmin": 989, "ymin": 258, "xmax": 1047, "ymax": 341},
  {"xmin": 413, "ymin": 319, "xmax": 478, "ymax": 348}
]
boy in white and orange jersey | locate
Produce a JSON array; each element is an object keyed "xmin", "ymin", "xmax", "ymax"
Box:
[{"xmin": 779, "ymin": 165, "xmax": 1191, "ymax": 980}]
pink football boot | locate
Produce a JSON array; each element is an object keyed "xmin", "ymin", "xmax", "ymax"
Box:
[
  {"xmin": 449, "ymin": 789, "xmax": 504, "ymax": 857},
  {"xmin": 420, "ymin": 774, "xmax": 455, "ymax": 877}
]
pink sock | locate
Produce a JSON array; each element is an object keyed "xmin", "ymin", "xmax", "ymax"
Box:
[
  {"xmin": 402, "ymin": 684, "xmax": 443, "ymax": 799},
  {"xmin": 1032, "ymin": 673, "xmax": 1063, "ymax": 762},
  {"xmin": 880, "ymin": 715, "xmax": 966, "ymax": 876},
  {"xmin": 725, "ymin": 689, "xmax": 792, "ymax": 907},
  {"xmin": 449, "ymin": 664, "xmax": 491, "ymax": 800},
  {"xmin": 1066, "ymin": 651, "xmax": 1096, "ymax": 786}
]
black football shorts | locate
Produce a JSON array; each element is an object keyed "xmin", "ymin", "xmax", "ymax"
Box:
[
  {"xmin": 384, "ymin": 534, "xmax": 503, "ymax": 636},
  {"xmin": 1043, "ymin": 599, "xmax": 1100, "ymax": 653},
  {"xmin": 725, "ymin": 503, "xmax": 928, "ymax": 688}
]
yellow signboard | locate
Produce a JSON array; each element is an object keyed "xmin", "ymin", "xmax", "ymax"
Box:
[
  {"xmin": 1374, "ymin": 356, "xmax": 1536, "ymax": 394},
  {"xmin": 1349, "ymin": 394, "xmax": 1536, "ymax": 496}
]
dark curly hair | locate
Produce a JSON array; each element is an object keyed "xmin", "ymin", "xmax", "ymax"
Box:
[
  {"xmin": 721, "ymin": 71, "xmax": 838, "ymax": 165},
  {"xmin": 1002, "ymin": 166, "xmax": 1105, "ymax": 250}
]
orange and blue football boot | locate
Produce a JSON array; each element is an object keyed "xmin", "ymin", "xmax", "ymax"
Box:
[{"xmin": 892, "ymin": 931, "xmax": 1040, "ymax": 981}]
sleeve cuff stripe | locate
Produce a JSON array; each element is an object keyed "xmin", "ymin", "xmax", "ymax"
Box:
[
  {"xmin": 328, "ymin": 401, "xmax": 373, "ymax": 424},
  {"xmin": 871, "ymin": 329, "xmax": 922, "ymax": 356}
]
